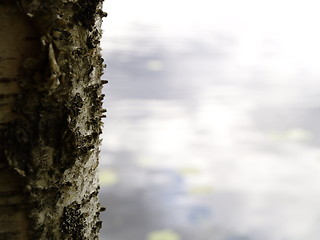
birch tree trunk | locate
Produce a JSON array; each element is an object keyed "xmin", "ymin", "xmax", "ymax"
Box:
[{"xmin": 0, "ymin": 0, "xmax": 106, "ymax": 239}]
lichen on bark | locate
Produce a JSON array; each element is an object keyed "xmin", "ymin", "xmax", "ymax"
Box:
[{"xmin": 0, "ymin": 0, "xmax": 107, "ymax": 239}]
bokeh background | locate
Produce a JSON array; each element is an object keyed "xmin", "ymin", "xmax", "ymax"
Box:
[{"xmin": 99, "ymin": 0, "xmax": 320, "ymax": 239}]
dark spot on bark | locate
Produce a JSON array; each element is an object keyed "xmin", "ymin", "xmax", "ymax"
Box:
[
  {"xmin": 79, "ymin": 145, "xmax": 95, "ymax": 154},
  {"xmin": 86, "ymin": 30, "xmax": 100, "ymax": 49},
  {"xmin": 87, "ymin": 66, "xmax": 94, "ymax": 78},
  {"xmin": 61, "ymin": 202, "xmax": 85, "ymax": 240},
  {"xmin": 91, "ymin": 132, "xmax": 99, "ymax": 141},
  {"xmin": 84, "ymin": 83, "xmax": 100, "ymax": 93},
  {"xmin": 38, "ymin": 105, "xmax": 64, "ymax": 149},
  {"xmin": 73, "ymin": 0, "xmax": 101, "ymax": 30},
  {"xmin": 97, "ymin": 9, "xmax": 108, "ymax": 18},
  {"xmin": 86, "ymin": 36, "xmax": 95, "ymax": 49},
  {"xmin": 95, "ymin": 220, "xmax": 102, "ymax": 230},
  {"xmin": 91, "ymin": 218, "xmax": 102, "ymax": 235},
  {"xmin": 71, "ymin": 93, "xmax": 83, "ymax": 116},
  {"xmin": 56, "ymin": 30, "xmax": 72, "ymax": 46},
  {"xmin": 101, "ymin": 79, "xmax": 108, "ymax": 85}
]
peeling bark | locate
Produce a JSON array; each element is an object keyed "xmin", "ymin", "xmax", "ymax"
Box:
[{"xmin": 0, "ymin": 0, "xmax": 106, "ymax": 239}]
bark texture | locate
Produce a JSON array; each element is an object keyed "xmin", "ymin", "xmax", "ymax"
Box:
[{"xmin": 0, "ymin": 0, "xmax": 106, "ymax": 239}]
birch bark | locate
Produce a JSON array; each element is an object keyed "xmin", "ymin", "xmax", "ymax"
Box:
[{"xmin": 0, "ymin": 1, "xmax": 106, "ymax": 239}]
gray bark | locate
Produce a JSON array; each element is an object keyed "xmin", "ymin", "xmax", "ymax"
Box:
[{"xmin": 0, "ymin": 0, "xmax": 106, "ymax": 239}]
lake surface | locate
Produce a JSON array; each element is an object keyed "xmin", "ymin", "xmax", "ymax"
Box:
[{"xmin": 99, "ymin": 1, "xmax": 320, "ymax": 239}]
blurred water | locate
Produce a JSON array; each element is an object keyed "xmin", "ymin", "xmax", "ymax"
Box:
[{"xmin": 99, "ymin": 1, "xmax": 320, "ymax": 240}]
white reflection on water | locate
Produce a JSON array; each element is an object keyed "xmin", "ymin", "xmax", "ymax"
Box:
[{"xmin": 100, "ymin": 1, "xmax": 320, "ymax": 240}]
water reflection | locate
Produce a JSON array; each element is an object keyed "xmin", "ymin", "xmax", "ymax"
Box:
[{"xmin": 99, "ymin": 1, "xmax": 320, "ymax": 239}]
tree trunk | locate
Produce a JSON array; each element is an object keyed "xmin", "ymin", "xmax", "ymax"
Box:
[{"xmin": 0, "ymin": 0, "xmax": 106, "ymax": 239}]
